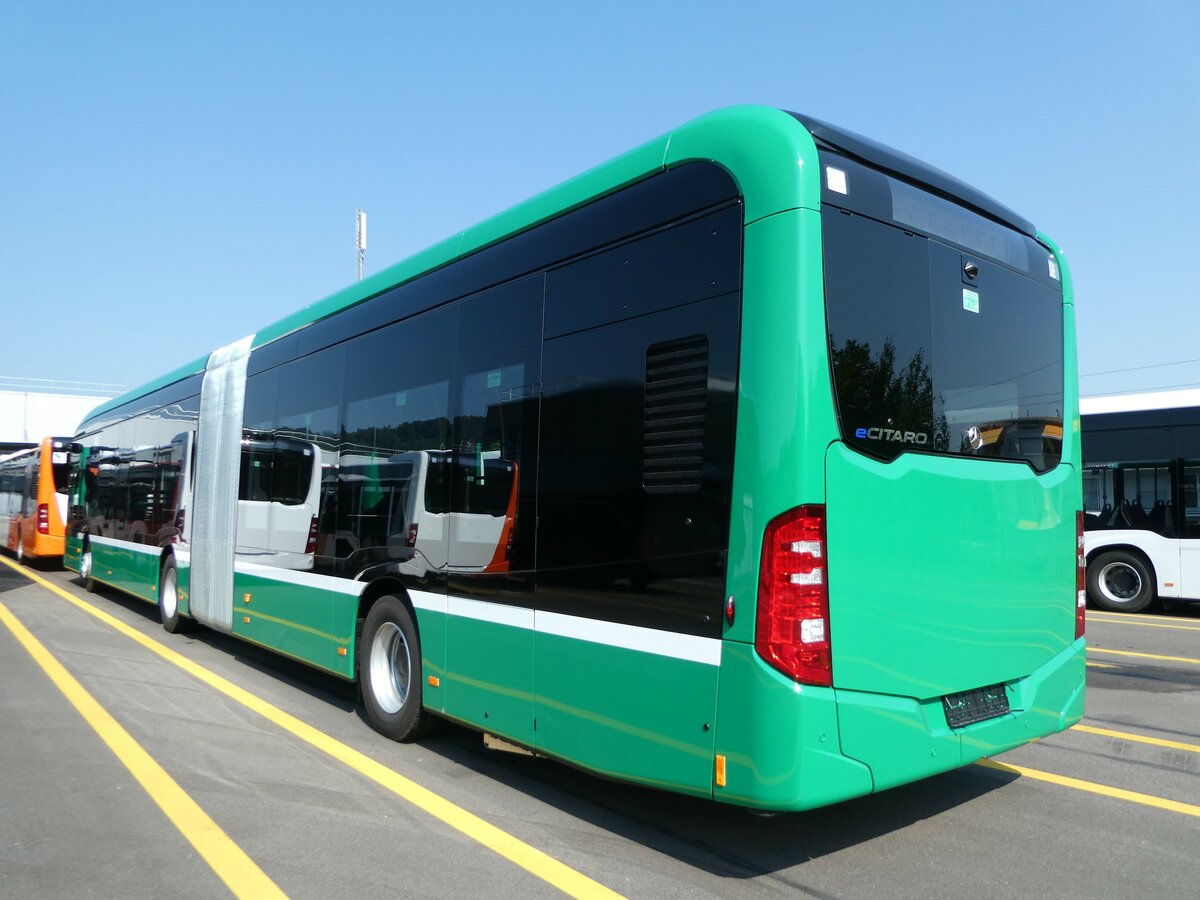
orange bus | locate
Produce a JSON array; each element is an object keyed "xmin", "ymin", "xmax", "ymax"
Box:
[{"xmin": 0, "ymin": 436, "xmax": 72, "ymax": 564}]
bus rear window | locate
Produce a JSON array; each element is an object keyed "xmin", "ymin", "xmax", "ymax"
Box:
[
  {"xmin": 823, "ymin": 205, "xmax": 1064, "ymax": 473},
  {"xmin": 425, "ymin": 452, "xmax": 515, "ymax": 516},
  {"xmin": 52, "ymin": 462, "xmax": 72, "ymax": 494}
]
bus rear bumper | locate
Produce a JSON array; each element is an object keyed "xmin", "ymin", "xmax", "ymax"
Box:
[
  {"xmin": 714, "ymin": 639, "xmax": 1085, "ymax": 811},
  {"xmin": 834, "ymin": 638, "xmax": 1086, "ymax": 794}
]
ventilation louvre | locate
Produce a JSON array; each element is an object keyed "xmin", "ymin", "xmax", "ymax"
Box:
[{"xmin": 643, "ymin": 335, "xmax": 708, "ymax": 493}]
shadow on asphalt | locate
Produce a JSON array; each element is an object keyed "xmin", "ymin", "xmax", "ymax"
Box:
[
  {"xmin": 418, "ymin": 725, "xmax": 1018, "ymax": 882},
  {"xmin": 20, "ymin": 563, "xmax": 1025, "ymax": 882}
]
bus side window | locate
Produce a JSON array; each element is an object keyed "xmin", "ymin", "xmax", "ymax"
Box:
[{"xmin": 1182, "ymin": 462, "xmax": 1200, "ymax": 538}]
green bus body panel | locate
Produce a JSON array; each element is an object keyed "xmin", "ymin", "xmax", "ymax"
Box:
[
  {"xmin": 1042, "ymin": 232, "xmax": 1082, "ymax": 473},
  {"xmin": 825, "ymin": 447, "xmax": 1077, "ymax": 698},
  {"xmin": 713, "ymin": 634, "xmax": 1084, "ymax": 807},
  {"xmin": 836, "ymin": 640, "xmax": 1085, "ymax": 793},
  {"xmin": 230, "ymin": 570, "xmax": 354, "ymax": 678},
  {"xmin": 713, "ymin": 642, "xmax": 873, "ymax": 810},
  {"xmin": 63, "ymin": 538, "xmax": 82, "ymax": 572},
  {"xmin": 90, "ymin": 542, "xmax": 159, "ymax": 603},
  {"xmin": 725, "ymin": 206, "xmax": 835, "ymax": 645},
  {"xmin": 444, "ymin": 614, "xmax": 534, "ymax": 745},
  {"xmin": 664, "ymin": 106, "xmax": 819, "ymax": 225},
  {"xmin": 177, "ymin": 559, "xmax": 192, "ymax": 617},
  {"xmin": 414, "ymin": 605, "xmax": 448, "ymax": 711},
  {"xmin": 535, "ymin": 632, "xmax": 719, "ymax": 798}
]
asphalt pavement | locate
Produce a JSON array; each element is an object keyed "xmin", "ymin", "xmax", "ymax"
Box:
[{"xmin": 2, "ymin": 557, "xmax": 1197, "ymax": 899}]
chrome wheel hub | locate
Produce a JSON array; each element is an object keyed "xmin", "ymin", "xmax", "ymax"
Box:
[{"xmin": 369, "ymin": 621, "xmax": 410, "ymax": 714}]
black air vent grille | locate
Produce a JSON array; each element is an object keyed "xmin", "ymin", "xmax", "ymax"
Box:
[{"xmin": 643, "ymin": 335, "xmax": 708, "ymax": 493}]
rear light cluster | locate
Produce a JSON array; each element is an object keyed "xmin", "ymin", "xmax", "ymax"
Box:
[
  {"xmin": 37, "ymin": 503, "xmax": 50, "ymax": 535},
  {"xmin": 756, "ymin": 505, "xmax": 832, "ymax": 686},
  {"xmin": 305, "ymin": 515, "xmax": 319, "ymax": 555},
  {"xmin": 1076, "ymin": 510, "xmax": 1086, "ymax": 640},
  {"xmin": 404, "ymin": 523, "xmax": 419, "ymax": 549}
]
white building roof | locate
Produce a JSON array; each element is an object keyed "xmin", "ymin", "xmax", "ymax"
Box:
[{"xmin": 0, "ymin": 378, "xmax": 123, "ymax": 444}]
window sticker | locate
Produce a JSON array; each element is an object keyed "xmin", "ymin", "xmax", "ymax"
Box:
[
  {"xmin": 1048, "ymin": 255, "xmax": 1060, "ymax": 281},
  {"xmin": 487, "ymin": 369, "xmax": 502, "ymax": 389},
  {"xmin": 825, "ymin": 166, "xmax": 848, "ymax": 195},
  {"xmin": 962, "ymin": 288, "xmax": 980, "ymax": 314}
]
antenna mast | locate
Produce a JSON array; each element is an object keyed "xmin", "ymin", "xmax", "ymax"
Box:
[{"xmin": 356, "ymin": 209, "xmax": 367, "ymax": 280}]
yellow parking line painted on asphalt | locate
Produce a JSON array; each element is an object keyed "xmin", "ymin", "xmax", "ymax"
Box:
[
  {"xmin": 0, "ymin": 557, "xmax": 624, "ymax": 900},
  {"xmin": 975, "ymin": 758, "xmax": 1200, "ymax": 817},
  {"xmin": 1090, "ymin": 609, "xmax": 1199, "ymax": 622},
  {"xmin": 1073, "ymin": 724, "xmax": 1200, "ymax": 754},
  {"xmin": 1088, "ymin": 646, "xmax": 1200, "ymax": 666},
  {"xmin": 1088, "ymin": 615, "xmax": 1200, "ymax": 633},
  {"xmin": 0, "ymin": 597, "xmax": 286, "ymax": 900}
]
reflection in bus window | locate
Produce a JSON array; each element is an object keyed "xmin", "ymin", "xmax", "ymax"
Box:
[
  {"xmin": 236, "ymin": 435, "xmax": 321, "ymax": 569},
  {"xmin": 81, "ymin": 438, "xmax": 187, "ymax": 547}
]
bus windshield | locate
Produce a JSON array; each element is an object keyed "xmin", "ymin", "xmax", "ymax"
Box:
[{"xmin": 821, "ymin": 159, "xmax": 1065, "ymax": 473}]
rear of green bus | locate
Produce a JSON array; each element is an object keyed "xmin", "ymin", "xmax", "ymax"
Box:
[{"xmin": 714, "ymin": 112, "xmax": 1084, "ymax": 810}]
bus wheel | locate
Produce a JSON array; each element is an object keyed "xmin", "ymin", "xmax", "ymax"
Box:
[
  {"xmin": 1088, "ymin": 550, "xmax": 1156, "ymax": 613},
  {"xmin": 80, "ymin": 546, "xmax": 99, "ymax": 593},
  {"xmin": 159, "ymin": 556, "xmax": 189, "ymax": 633},
  {"xmin": 360, "ymin": 595, "xmax": 429, "ymax": 741}
]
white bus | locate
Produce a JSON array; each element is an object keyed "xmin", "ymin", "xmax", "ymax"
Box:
[
  {"xmin": 236, "ymin": 434, "xmax": 323, "ymax": 570},
  {"xmin": 333, "ymin": 449, "xmax": 518, "ymax": 579},
  {"xmin": 1081, "ymin": 389, "xmax": 1200, "ymax": 612}
]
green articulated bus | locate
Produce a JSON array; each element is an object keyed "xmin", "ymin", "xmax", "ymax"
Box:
[{"xmin": 65, "ymin": 106, "xmax": 1084, "ymax": 811}]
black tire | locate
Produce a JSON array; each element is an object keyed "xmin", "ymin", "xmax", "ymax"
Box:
[
  {"xmin": 1087, "ymin": 549, "xmax": 1156, "ymax": 613},
  {"xmin": 159, "ymin": 556, "xmax": 189, "ymax": 633},
  {"xmin": 79, "ymin": 544, "xmax": 99, "ymax": 593},
  {"xmin": 360, "ymin": 595, "xmax": 429, "ymax": 741}
]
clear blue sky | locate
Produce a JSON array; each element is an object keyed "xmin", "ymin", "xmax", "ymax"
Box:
[{"xmin": 2, "ymin": 1, "xmax": 1197, "ymax": 399}]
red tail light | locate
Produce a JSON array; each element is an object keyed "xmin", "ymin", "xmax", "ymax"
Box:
[
  {"xmin": 37, "ymin": 503, "xmax": 50, "ymax": 534},
  {"xmin": 756, "ymin": 505, "xmax": 832, "ymax": 686},
  {"xmin": 405, "ymin": 523, "xmax": 419, "ymax": 549},
  {"xmin": 305, "ymin": 515, "xmax": 318, "ymax": 555},
  {"xmin": 1076, "ymin": 511, "xmax": 1086, "ymax": 639}
]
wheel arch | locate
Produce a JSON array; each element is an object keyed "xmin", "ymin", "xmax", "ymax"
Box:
[{"xmin": 1086, "ymin": 541, "xmax": 1154, "ymax": 570}]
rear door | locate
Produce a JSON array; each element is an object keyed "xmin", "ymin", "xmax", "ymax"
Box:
[{"xmin": 820, "ymin": 169, "xmax": 1073, "ymax": 701}]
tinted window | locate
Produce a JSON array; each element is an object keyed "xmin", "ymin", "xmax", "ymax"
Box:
[
  {"xmin": 238, "ymin": 437, "xmax": 314, "ymax": 506},
  {"xmin": 824, "ymin": 207, "xmax": 1064, "ymax": 472},
  {"xmin": 336, "ymin": 305, "xmax": 455, "ymax": 569},
  {"xmin": 449, "ymin": 277, "xmax": 543, "ymax": 576},
  {"xmin": 276, "ymin": 346, "xmax": 343, "ymax": 449},
  {"xmin": 52, "ymin": 460, "xmax": 72, "ymax": 494}
]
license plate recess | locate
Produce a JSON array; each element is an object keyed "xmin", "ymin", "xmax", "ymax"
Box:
[{"xmin": 942, "ymin": 683, "xmax": 1010, "ymax": 729}]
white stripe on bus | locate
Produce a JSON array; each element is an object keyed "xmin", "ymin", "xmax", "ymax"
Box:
[
  {"xmin": 536, "ymin": 610, "xmax": 722, "ymax": 667},
  {"xmin": 87, "ymin": 534, "xmax": 162, "ymax": 555},
  {"xmin": 448, "ymin": 595, "xmax": 535, "ymax": 630},
  {"xmin": 84, "ymin": 545, "xmax": 720, "ymax": 666},
  {"xmin": 233, "ymin": 559, "xmax": 368, "ymax": 596}
]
